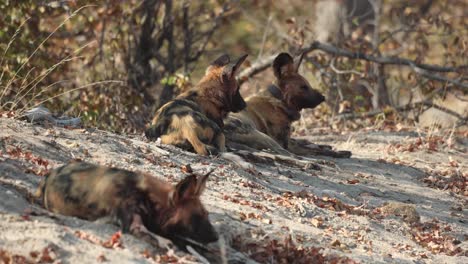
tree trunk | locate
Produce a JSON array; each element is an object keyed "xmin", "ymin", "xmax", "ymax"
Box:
[{"xmin": 370, "ymin": 0, "xmax": 390, "ymax": 109}]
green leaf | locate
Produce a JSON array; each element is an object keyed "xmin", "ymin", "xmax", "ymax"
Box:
[{"xmin": 161, "ymin": 76, "xmax": 177, "ymax": 86}]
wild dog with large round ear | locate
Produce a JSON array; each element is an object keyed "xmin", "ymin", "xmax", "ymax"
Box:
[
  {"xmin": 224, "ymin": 52, "xmax": 325, "ymax": 150},
  {"xmin": 272, "ymin": 52, "xmax": 325, "ymax": 114},
  {"xmin": 37, "ymin": 162, "xmax": 219, "ymax": 245},
  {"xmin": 224, "ymin": 51, "xmax": 351, "ymax": 157},
  {"xmin": 146, "ymin": 54, "xmax": 248, "ymax": 156},
  {"xmin": 222, "ymin": 54, "xmax": 249, "ymax": 114},
  {"xmin": 199, "ymin": 54, "xmax": 248, "ymax": 120}
]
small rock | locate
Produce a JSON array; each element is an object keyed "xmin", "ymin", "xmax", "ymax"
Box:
[
  {"xmin": 331, "ymin": 239, "xmax": 341, "ymax": 247},
  {"xmin": 380, "ymin": 202, "xmax": 420, "ymax": 224}
]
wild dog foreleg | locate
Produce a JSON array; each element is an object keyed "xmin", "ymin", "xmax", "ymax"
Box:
[
  {"xmin": 114, "ymin": 197, "xmax": 148, "ymax": 233},
  {"xmin": 183, "ymin": 128, "xmax": 210, "ymax": 155},
  {"xmin": 213, "ymin": 133, "xmax": 226, "ymax": 152},
  {"xmin": 129, "ymin": 213, "xmax": 173, "ymax": 249}
]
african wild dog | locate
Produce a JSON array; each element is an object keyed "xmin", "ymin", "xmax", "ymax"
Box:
[
  {"xmin": 145, "ymin": 54, "xmax": 248, "ymax": 156},
  {"xmin": 36, "ymin": 162, "xmax": 218, "ymax": 245},
  {"xmin": 225, "ymin": 52, "xmax": 351, "ymax": 158},
  {"xmin": 224, "ymin": 52, "xmax": 324, "ymax": 152}
]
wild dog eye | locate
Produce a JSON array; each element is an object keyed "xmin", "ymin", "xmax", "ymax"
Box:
[{"xmin": 301, "ymin": 85, "xmax": 308, "ymax": 90}]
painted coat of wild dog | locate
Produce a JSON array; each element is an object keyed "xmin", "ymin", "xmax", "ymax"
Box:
[
  {"xmin": 145, "ymin": 54, "xmax": 248, "ymax": 156},
  {"xmin": 225, "ymin": 52, "xmax": 334, "ymax": 156},
  {"xmin": 37, "ymin": 162, "xmax": 218, "ymax": 245}
]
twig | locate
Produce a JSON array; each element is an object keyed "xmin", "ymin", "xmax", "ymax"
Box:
[
  {"xmin": 187, "ymin": 1, "xmax": 232, "ymax": 66},
  {"xmin": 238, "ymin": 54, "xmax": 277, "ymax": 83},
  {"xmin": 24, "ymin": 106, "xmax": 82, "ymax": 127},
  {"xmin": 329, "ymin": 58, "xmax": 364, "ymax": 76}
]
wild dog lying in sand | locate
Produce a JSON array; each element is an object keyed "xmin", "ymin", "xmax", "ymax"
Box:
[
  {"xmin": 146, "ymin": 54, "xmax": 248, "ymax": 156},
  {"xmin": 37, "ymin": 162, "xmax": 218, "ymax": 246},
  {"xmin": 225, "ymin": 52, "xmax": 351, "ymax": 158}
]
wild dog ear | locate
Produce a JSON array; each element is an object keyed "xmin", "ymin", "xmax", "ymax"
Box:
[
  {"xmin": 195, "ymin": 170, "xmax": 214, "ymax": 196},
  {"xmin": 171, "ymin": 175, "xmax": 198, "ymax": 204},
  {"xmin": 293, "ymin": 52, "xmax": 305, "ymax": 72},
  {"xmin": 273, "ymin": 52, "xmax": 295, "ymax": 79},
  {"xmin": 222, "ymin": 54, "xmax": 248, "ymax": 85},
  {"xmin": 211, "ymin": 54, "xmax": 231, "ymax": 67},
  {"xmin": 206, "ymin": 54, "xmax": 231, "ymax": 75}
]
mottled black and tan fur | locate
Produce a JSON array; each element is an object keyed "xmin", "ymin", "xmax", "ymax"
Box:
[
  {"xmin": 146, "ymin": 54, "xmax": 248, "ymax": 156},
  {"xmin": 225, "ymin": 52, "xmax": 328, "ymax": 155},
  {"xmin": 36, "ymin": 162, "xmax": 218, "ymax": 245}
]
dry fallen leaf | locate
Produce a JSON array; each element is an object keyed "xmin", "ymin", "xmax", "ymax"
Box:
[
  {"xmin": 141, "ymin": 249, "xmax": 152, "ymax": 259},
  {"xmin": 39, "ymin": 246, "xmax": 56, "ymax": 263},
  {"xmin": 102, "ymin": 231, "xmax": 123, "ymax": 249},
  {"xmin": 231, "ymin": 234, "xmax": 357, "ymax": 264},
  {"xmin": 347, "ymin": 179, "xmax": 360, "ymax": 185},
  {"xmin": 181, "ymin": 164, "xmax": 193, "ymax": 173},
  {"xmin": 331, "ymin": 239, "xmax": 341, "ymax": 247},
  {"xmin": 97, "ymin": 254, "xmax": 108, "ymax": 262},
  {"xmin": 311, "ymin": 217, "xmax": 324, "ymax": 228},
  {"xmin": 75, "ymin": 230, "xmax": 123, "ymax": 249}
]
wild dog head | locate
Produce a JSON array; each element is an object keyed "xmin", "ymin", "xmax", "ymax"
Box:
[
  {"xmin": 272, "ymin": 52, "xmax": 325, "ymax": 111},
  {"xmin": 159, "ymin": 172, "xmax": 218, "ymax": 244},
  {"xmin": 198, "ymin": 54, "xmax": 248, "ymax": 115}
]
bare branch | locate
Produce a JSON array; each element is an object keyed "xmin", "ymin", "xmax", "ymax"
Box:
[
  {"xmin": 409, "ymin": 63, "xmax": 468, "ymax": 89},
  {"xmin": 238, "ymin": 53, "xmax": 277, "ymax": 83},
  {"xmin": 164, "ymin": 0, "xmax": 175, "ymax": 73},
  {"xmin": 301, "ymin": 41, "xmax": 467, "ymax": 73},
  {"xmin": 188, "ymin": 1, "xmax": 232, "ymax": 64},
  {"xmin": 329, "ymin": 58, "xmax": 364, "ymax": 76},
  {"xmin": 335, "ymin": 100, "xmax": 467, "ymax": 125},
  {"xmin": 182, "ymin": 0, "xmax": 191, "ymax": 74},
  {"xmin": 238, "ymin": 41, "xmax": 468, "ymax": 87}
]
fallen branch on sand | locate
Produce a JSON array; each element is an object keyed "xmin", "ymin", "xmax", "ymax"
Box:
[{"xmin": 22, "ymin": 106, "xmax": 81, "ymax": 127}]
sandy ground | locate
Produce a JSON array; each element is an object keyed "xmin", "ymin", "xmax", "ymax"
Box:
[{"xmin": 0, "ymin": 117, "xmax": 466, "ymax": 263}]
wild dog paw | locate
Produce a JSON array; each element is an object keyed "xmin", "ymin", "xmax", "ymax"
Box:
[
  {"xmin": 129, "ymin": 214, "xmax": 149, "ymax": 234},
  {"xmin": 205, "ymin": 145, "xmax": 219, "ymax": 156}
]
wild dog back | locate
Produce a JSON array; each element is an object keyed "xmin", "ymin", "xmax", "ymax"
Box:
[
  {"xmin": 146, "ymin": 54, "xmax": 248, "ymax": 156},
  {"xmin": 37, "ymin": 162, "xmax": 218, "ymax": 244}
]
